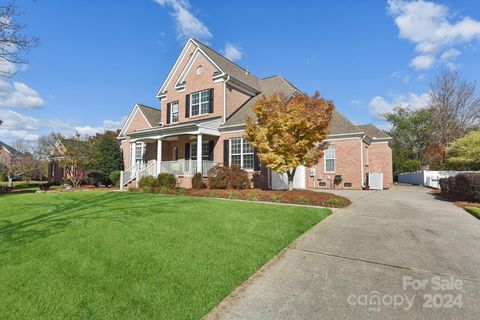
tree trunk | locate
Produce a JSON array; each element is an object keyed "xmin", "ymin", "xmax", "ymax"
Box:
[
  {"xmin": 7, "ymin": 175, "xmax": 13, "ymax": 188},
  {"xmin": 286, "ymin": 168, "xmax": 296, "ymax": 191}
]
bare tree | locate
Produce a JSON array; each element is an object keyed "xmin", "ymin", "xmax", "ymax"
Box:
[
  {"xmin": 0, "ymin": 140, "xmax": 40, "ymax": 187},
  {"xmin": 0, "ymin": 2, "xmax": 39, "ymax": 77},
  {"xmin": 40, "ymin": 132, "xmax": 97, "ymax": 188},
  {"xmin": 429, "ymin": 70, "xmax": 480, "ymax": 151}
]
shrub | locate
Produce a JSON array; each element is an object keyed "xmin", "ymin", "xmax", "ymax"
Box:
[
  {"xmin": 63, "ymin": 178, "xmax": 73, "ymax": 186},
  {"xmin": 138, "ymin": 176, "xmax": 159, "ymax": 193},
  {"xmin": 298, "ymin": 195, "xmax": 311, "ymax": 205},
  {"xmin": 455, "ymin": 173, "xmax": 480, "ymax": 201},
  {"xmin": 230, "ymin": 166, "xmax": 251, "ymax": 189},
  {"xmin": 270, "ymin": 194, "xmax": 282, "ymax": 203},
  {"xmin": 127, "ymin": 186, "xmax": 137, "ymax": 192},
  {"xmin": 207, "ymin": 166, "xmax": 230, "ymax": 189},
  {"xmin": 109, "ymin": 171, "xmax": 121, "ymax": 186},
  {"xmin": 191, "ymin": 172, "xmax": 206, "ymax": 189},
  {"xmin": 176, "ymin": 188, "xmax": 187, "ymax": 196},
  {"xmin": 208, "ymin": 165, "xmax": 251, "ymax": 190},
  {"xmin": 245, "ymin": 190, "xmax": 260, "ymax": 201},
  {"xmin": 401, "ymin": 159, "xmax": 422, "ymax": 173},
  {"xmin": 440, "ymin": 173, "xmax": 480, "ymax": 201},
  {"xmin": 85, "ymin": 170, "xmax": 106, "ymax": 187},
  {"xmin": 39, "ymin": 183, "xmax": 51, "ymax": 191},
  {"xmin": 0, "ymin": 185, "xmax": 12, "ymax": 193},
  {"xmin": 227, "ymin": 190, "xmax": 238, "ymax": 199},
  {"xmin": 157, "ymin": 173, "xmax": 177, "ymax": 189},
  {"xmin": 327, "ymin": 198, "xmax": 344, "ymax": 207}
]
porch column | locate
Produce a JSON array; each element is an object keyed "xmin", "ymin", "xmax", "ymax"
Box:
[
  {"xmin": 156, "ymin": 139, "xmax": 162, "ymax": 175},
  {"xmin": 196, "ymin": 134, "xmax": 202, "ymax": 174},
  {"xmin": 130, "ymin": 142, "xmax": 136, "ymax": 172}
]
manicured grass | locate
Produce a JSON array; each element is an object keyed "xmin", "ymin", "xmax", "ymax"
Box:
[
  {"xmin": 0, "ymin": 191, "xmax": 330, "ymax": 320},
  {"xmin": 465, "ymin": 206, "xmax": 480, "ymax": 219}
]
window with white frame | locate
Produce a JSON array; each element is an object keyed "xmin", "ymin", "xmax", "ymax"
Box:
[
  {"xmin": 230, "ymin": 138, "xmax": 254, "ymax": 170},
  {"xmin": 191, "ymin": 141, "xmax": 209, "ymax": 160},
  {"xmin": 190, "ymin": 90, "xmax": 210, "ymax": 116},
  {"xmin": 171, "ymin": 101, "xmax": 179, "ymax": 123},
  {"xmin": 135, "ymin": 142, "xmax": 143, "ymax": 163},
  {"xmin": 324, "ymin": 145, "xmax": 335, "ymax": 173}
]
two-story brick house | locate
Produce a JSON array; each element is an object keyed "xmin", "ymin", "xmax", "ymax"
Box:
[{"xmin": 118, "ymin": 38, "xmax": 393, "ymax": 190}]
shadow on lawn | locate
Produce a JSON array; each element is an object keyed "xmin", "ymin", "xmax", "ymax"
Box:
[{"xmin": 0, "ymin": 192, "xmax": 183, "ymax": 249}]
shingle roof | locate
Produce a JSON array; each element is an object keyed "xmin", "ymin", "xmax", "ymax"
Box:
[
  {"xmin": 137, "ymin": 104, "xmax": 162, "ymax": 127},
  {"xmin": 193, "ymin": 39, "xmax": 261, "ymax": 91},
  {"xmin": 357, "ymin": 124, "xmax": 391, "ymax": 139},
  {"xmin": 223, "ymin": 76, "xmax": 298, "ymax": 127},
  {"xmin": 328, "ymin": 111, "xmax": 362, "ymax": 135},
  {"xmin": 0, "ymin": 140, "xmax": 22, "ymax": 156}
]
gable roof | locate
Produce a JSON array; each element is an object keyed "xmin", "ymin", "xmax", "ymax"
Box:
[
  {"xmin": 0, "ymin": 140, "xmax": 22, "ymax": 156},
  {"xmin": 222, "ymin": 75, "xmax": 299, "ymax": 127},
  {"xmin": 192, "ymin": 39, "xmax": 261, "ymax": 91},
  {"xmin": 118, "ymin": 104, "xmax": 161, "ymax": 139},
  {"xmin": 328, "ymin": 111, "xmax": 362, "ymax": 135},
  {"xmin": 137, "ymin": 104, "xmax": 162, "ymax": 127},
  {"xmin": 357, "ymin": 124, "xmax": 391, "ymax": 139}
]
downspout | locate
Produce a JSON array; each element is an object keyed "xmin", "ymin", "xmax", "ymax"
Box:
[
  {"xmin": 360, "ymin": 135, "xmax": 365, "ymax": 188},
  {"xmin": 223, "ymin": 75, "xmax": 230, "ymax": 124}
]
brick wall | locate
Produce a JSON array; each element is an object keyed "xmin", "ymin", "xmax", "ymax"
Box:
[
  {"xmin": 305, "ymin": 138, "xmax": 364, "ymax": 190},
  {"xmin": 0, "ymin": 147, "xmax": 12, "ymax": 166},
  {"xmin": 368, "ymin": 142, "xmax": 393, "ymax": 189}
]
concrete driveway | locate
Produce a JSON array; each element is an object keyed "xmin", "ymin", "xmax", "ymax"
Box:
[{"xmin": 207, "ymin": 186, "xmax": 480, "ymax": 320}]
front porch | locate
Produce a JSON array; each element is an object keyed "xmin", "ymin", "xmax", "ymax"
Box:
[{"xmin": 120, "ymin": 132, "xmax": 221, "ymax": 189}]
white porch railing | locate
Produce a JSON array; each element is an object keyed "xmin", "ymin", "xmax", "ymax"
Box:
[
  {"xmin": 161, "ymin": 160, "xmax": 218, "ymax": 177},
  {"xmin": 138, "ymin": 161, "xmax": 157, "ymax": 180},
  {"xmin": 120, "ymin": 160, "xmax": 218, "ymax": 190},
  {"xmin": 120, "ymin": 163, "xmax": 138, "ymax": 189}
]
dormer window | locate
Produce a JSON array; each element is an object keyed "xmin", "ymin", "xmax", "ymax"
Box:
[{"xmin": 190, "ymin": 89, "xmax": 211, "ymax": 116}]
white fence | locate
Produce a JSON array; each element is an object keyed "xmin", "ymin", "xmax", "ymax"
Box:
[{"xmin": 397, "ymin": 170, "xmax": 472, "ymax": 189}]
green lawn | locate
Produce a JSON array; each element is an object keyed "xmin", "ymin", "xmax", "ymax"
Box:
[
  {"xmin": 0, "ymin": 191, "xmax": 330, "ymax": 320},
  {"xmin": 465, "ymin": 206, "xmax": 480, "ymax": 219}
]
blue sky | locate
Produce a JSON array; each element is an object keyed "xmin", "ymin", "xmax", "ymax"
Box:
[{"xmin": 1, "ymin": 0, "xmax": 480, "ymax": 143}]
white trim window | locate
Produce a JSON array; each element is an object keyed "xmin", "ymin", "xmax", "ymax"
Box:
[
  {"xmin": 135, "ymin": 142, "xmax": 143, "ymax": 165},
  {"xmin": 191, "ymin": 141, "xmax": 209, "ymax": 160},
  {"xmin": 190, "ymin": 90, "xmax": 210, "ymax": 116},
  {"xmin": 324, "ymin": 145, "xmax": 335, "ymax": 173},
  {"xmin": 230, "ymin": 138, "xmax": 254, "ymax": 170},
  {"xmin": 171, "ymin": 101, "xmax": 179, "ymax": 123}
]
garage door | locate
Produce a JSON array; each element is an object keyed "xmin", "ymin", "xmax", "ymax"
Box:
[{"xmin": 369, "ymin": 172, "xmax": 383, "ymax": 190}]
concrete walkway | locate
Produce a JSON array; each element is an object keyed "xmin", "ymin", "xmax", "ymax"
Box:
[{"xmin": 207, "ymin": 186, "xmax": 480, "ymax": 320}]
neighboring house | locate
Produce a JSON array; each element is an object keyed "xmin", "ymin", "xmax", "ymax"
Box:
[
  {"xmin": 0, "ymin": 140, "xmax": 22, "ymax": 167},
  {"xmin": 47, "ymin": 139, "xmax": 87, "ymax": 183},
  {"xmin": 118, "ymin": 38, "xmax": 393, "ymax": 190}
]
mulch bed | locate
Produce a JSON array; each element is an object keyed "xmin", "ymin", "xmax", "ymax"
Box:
[{"xmin": 184, "ymin": 188, "xmax": 350, "ymax": 208}]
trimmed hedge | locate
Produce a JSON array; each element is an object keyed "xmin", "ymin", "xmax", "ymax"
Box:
[
  {"xmin": 139, "ymin": 173, "xmax": 177, "ymax": 193},
  {"xmin": 191, "ymin": 172, "xmax": 206, "ymax": 189},
  {"xmin": 85, "ymin": 170, "xmax": 106, "ymax": 187},
  {"xmin": 439, "ymin": 173, "xmax": 480, "ymax": 201},
  {"xmin": 208, "ymin": 165, "xmax": 251, "ymax": 190}
]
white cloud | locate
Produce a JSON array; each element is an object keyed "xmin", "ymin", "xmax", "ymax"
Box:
[
  {"xmin": 0, "ymin": 109, "xmax": 41, "ymax": 141},
  {"xmin": 440, "ymin": 48, "xmax": 461, "ymax": 61},
  {"xmin": 350, "ymin": 99, "xmax": 362, "ymax": 107},
  {"xmin": 388, "ymin": 0, "xmax": 480, "ymax": 70},
  {"xmin": 368, "ymin": 92, "xmax": 430, "ymax": 119},
  {"xmin": 410, "ymin": 54, "xmax": 436, "ymax": 70},
  {"xmin": 154, "ymin": 0, "xmax": 212, "ymax": 41},
  {"xmin": 0, "ymin": 79, "xmax": 44, "ymax": 110},
  {"xmin": 390, "ymin": 71, "xmax": 411, "ymax": 83},
  {"xmin": 223, "ymin": 42, "xmax": 243, "ymax": 62}
]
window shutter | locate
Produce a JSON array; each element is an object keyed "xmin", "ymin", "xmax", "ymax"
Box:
[
  {"xmin": 254, "ymin": 148, "xmax": 261, "ymax": 171},
  {"xmin": 185, "ymin": 143, "xmax": 190, "ymax": 160},
  {"xmin": 166, "ymin": 103, "xmax": 171, "ymax": 124},
  {"xmin": 208, "ymin": 140, "xmax": 215, "ymax": 161},
  {"xmin": 185, "ymin": 94, "xmax": 190, "ymax": 118},
  {"xmin": 175, "ymin": 147, "xmax": 179, "ymax": 161},
  {"xmin": 223, "ymin": 139, "xmax": 229, "ymax": 166},
  {"xmin": 209, "ymin": 88, "xmax": 214, "ymax": 113}
]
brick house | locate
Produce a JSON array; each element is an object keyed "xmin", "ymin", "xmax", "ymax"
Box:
[
  {"xmin": 0, "ymin": 140, "xmax": 22, "ymax": 167},
  {"xmin": 118, "ymin": 38, "xmax": 393, "ymax": 190}
]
